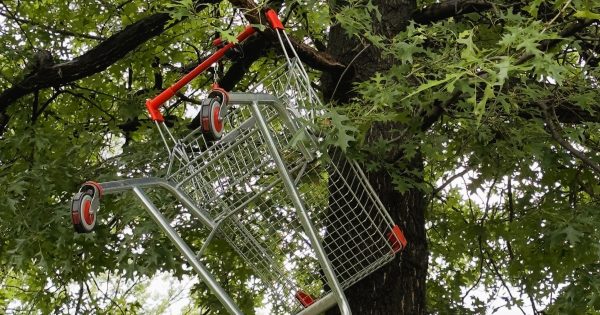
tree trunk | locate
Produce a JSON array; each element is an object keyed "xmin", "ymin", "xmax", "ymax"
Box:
[{"xmin": 322, "ymin": 0, "xmax": 428, "ymax": 314}]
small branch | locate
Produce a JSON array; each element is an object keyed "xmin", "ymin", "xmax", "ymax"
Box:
[
  {"xmin": 31, "ymin": 90, "xmax": 39, "ymax": 124},
  {"xmin": 0, "ymin": 3, "xmax": 35, "ymax": 48},
  {"xmin": 74, "ymin": 281, "xmax": 84, "ymax": 315},
  {"xmin": 517, "ymin": 19, "xmax": 595, "ymax": 65},
  {"xmin": 84, "ymin": 280, "xmax": 100, "ymax": 313},
  {"xmin": 420, "ymin": 19, "xmax": 597, "ymax": 131},
  {"xmin": 175, "ymin": 92, "xmax": 202, "ymax": 105},
  {"xmin": 480, "ymin": 173, "xmax": 499, "ymax": 223},
  {"xmin": 529, "ymin": 294, "xmax": 539, "ymax": 315},
  {"xmin": 507, "ymin": 176, "xmax": 514, "ymax": 224},
  {"xmin": 0, "ymin": 11, "xmax": 106, "ymax": 41},
  {"xmin": 541, "ymin": 0, "xmax": 573, "ymax": 33},
  {"xmin": 33, "ymin": 90, "xmax": 63, "ymax": 122},
  {"xmin": 461, "ymin": 236, "xmax": 485, "ymax": 301},
  {"xmin": 485, "ymin": 250, "xmax": 528, "ymax": 315},
  {"xmin": 539, "ymin": 101, "xmax": 600, "ymax": 174},
  {"xmin": 63, "ymin": 90, "xmax": 116, "ymax": 120},
  {"xmin": 433, "ymin": 168, "xmax": 469, "ymax": 194},
  {"xmin": 90, "ymin": 274, "xmax": 126, "ymax": 314},
  {"xmin": 505, "ymin": 190, "xmax": 517, "ymax": 286}
]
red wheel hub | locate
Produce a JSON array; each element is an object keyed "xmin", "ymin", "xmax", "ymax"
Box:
[
  {"xmin": 83, "ymin": 199, "xmax": 94, "ymax": 225},
  {"xmin": 212, "ymin": 105, "xmax": 223, "ymax": 133}
]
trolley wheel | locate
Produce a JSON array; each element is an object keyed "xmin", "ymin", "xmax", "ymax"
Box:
[
  {"xmin": 200, "ymin": 97, "xmax": 224, "ymax": 141},
  {"xmin": 71, "ymin": 184, "xmax": 101, "ymax": 233}
]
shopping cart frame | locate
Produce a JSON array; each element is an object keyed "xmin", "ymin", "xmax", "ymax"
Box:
[
  {"xmin": 70, "ymin": 9, "xmax": 407, "ymax": 314},
  {"xmin": 82, "ymin": 93, "xmax": 352, "ymax": 315}
]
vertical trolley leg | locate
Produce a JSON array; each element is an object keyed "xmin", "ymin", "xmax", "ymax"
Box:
[
  {"xmin": 131, "ymin": 187, "xmax": 244, "ymax": 315},
  {"xmin": 250, "ymin": 101, "xmax": 352, "ymax": 315},
  {"xmin": 74, "ymin": 178, "xmax": 243, "ymax": 315}
]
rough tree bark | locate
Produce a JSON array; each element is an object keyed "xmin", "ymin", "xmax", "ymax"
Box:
[{"xmin": 322, "ymin": 0, "xmax": 428, "ymax": 314}]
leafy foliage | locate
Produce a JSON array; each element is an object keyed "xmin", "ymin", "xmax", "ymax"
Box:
[
  {"xmin": 1, "ymin": 0, "xmax": 600, "ymax": 314},
  {"xmin": 340, "ymin": 0, "xmax": 600, "ymax": 313}
]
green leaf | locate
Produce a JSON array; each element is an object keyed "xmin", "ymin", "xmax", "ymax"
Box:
[
  {"xmin": 573, "ymin": 10, "xmax": 600, "ymax": 20},
  {"xmin": 325, "ymin": 109, "xmax": 358, "ymax": 152},
  {"xmin": 402, "ymin": 72, "xmax": 464, "ymax": 100},
  {"xmin": 474, "ymin": 83, "xmax": 494, "ymax": 124},
  {"xmin": 561, "ymin": 225, "xmax": 583, "ymax": 244}
]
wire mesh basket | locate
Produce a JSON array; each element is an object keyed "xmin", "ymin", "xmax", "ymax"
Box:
[
  {"xmin": 71, "ymin": 11, "xmax": 406, "ymax": 315},
  {"xmin": 157, "ymin": 59, "xmax": 405, "ymax": 312}
]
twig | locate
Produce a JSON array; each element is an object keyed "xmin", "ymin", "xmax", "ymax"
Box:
[
  {"xmin": 462, "ymin": 235, "xmax": 485, "ymax": 301},
  {"xmin": 0, "ymin": 2, "xmax": 35, "ymax": 48},
  {"xmin": 485, "ymin": 250, "xmax": 528, "ymax": 315},
  {"xmin": 331, "ymin": 44, "xmax": 371, "ymax": 100},
  {"xmin": 0, "ymin": 10, "xmax": 105, "ymax": 41},
  {"xmin": 506, "ymin": 177, "xmax": 514, "ymax": 259},
  {"xmin": 433, "ymin": 168, "xmax": 469, "ymax": 194},
  {"xmin": 63, "ymin": 90, "xmax": 117, "ymax": 121},
  {"xmin": 91, "ymin": 274, "xmax": 126, "ymax": 314},
  {"xmin": 541, "ymin": 0, "xmax": 573, "ymax": 34},
  {"xmin": 480, "ymin": 173, "xmax": 499, "ymax": 223},
  {"xmin": 74, "ymin": 281, "xmax": 84, "ymax": 314},
  {"xmin": 540, "ymin": 101, "xmax": 600, "ymax": 174}
]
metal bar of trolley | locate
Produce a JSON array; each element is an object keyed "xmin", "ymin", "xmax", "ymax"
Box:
[
  {"xmin": 131, "ymin": 187, "xmax": 243, "ymax": 315},
  {"xmin": 250, "ymin": 100, "xmax": 351, "ymax": 315}
]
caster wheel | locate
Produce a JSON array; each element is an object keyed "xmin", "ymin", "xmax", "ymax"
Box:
[
  {"xmin": 200, "ymin": 97, "xmax": 225, "ymax": 141},
  {"xmin": 71, "ymin": 182, "xmax": 102, "ymax": 233}
]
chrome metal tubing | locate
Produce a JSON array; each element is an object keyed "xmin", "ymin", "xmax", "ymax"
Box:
[
  {"xmin": 250, "ymin": 101, "xmax": 352, "ymax": 315},
  {"xmin": 131, "ymin": 187, "xmax": 243, "ymax": 315},
  {"xmin": 227, "ymin": 92, "xmax": 278, "ymax": 104},
  {"xmin": 98, "ymin": 177, "xmax": 216, "ymax": 229},
  {"xmin": 296, "ymin": 293, "xmax": 337, "ymax": 315}
]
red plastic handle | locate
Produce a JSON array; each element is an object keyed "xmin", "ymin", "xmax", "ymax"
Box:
[
  {"xmin": 265, "ymin": 9, "xmax": 284, "ymax": 30},
  {"xmin": 146, "ymin": 26, "xmax": 257, "ymax": 122}
]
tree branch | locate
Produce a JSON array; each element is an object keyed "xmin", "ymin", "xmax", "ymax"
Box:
[
  {"xmin": 485, "ymin": 249, "xmax": 528, "ymax": 315},
  {"xmin": 0, "ymin": 0, "xmax": 226, "ymax": 132},
  {"xmin": 517, "ymin": 95, "xmax": 600, "ymax": 124},
  {"xmin": 0, "ymin": 11, "xmax": 106, "ymax": 41},
  {"xmin": 433, "ymin": 168, "xmax": 469, "ymax": 195},
  {"xmin": 0, "ymin": 12, "xmax": 173, "ymax": 109},
  {"xmin": 540, "ymin": 101, "xmax": 600, "ymax": 174},
  {"xmin": 230, "ymin": 0, "xmax": 344, "ymax": 72},
  {"xmin": 0, "ymin": 0, "xmax": 342, "ymax": 131},
  {"xmin": 420, "ymin": 19, "xmax": 597, "ymax": 131},
  {"xmin": 412, "ymin": 0, "xmax": 494, "ymax": 24}
]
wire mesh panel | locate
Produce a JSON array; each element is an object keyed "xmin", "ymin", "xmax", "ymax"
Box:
[
  {"xmin": 152, "ymin": 60, "xmax": 403, "ymax": 313},
  {"xmin": 72, "ymin": 15, "xmax": 406, "ymax": 315}
]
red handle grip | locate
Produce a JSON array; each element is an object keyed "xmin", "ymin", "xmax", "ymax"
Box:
[
  {"xmin": 146, "ymin": 26, "xmax": 257, "ymax": 122},
  {"xmin": 265, "ymin": 9, "xmax": 284, "ymax": 30}
]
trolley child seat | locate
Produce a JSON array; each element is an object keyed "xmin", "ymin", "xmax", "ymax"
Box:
[{"xmin": 70, "ymin": 9, "xmax": 407, "ymax": 315}]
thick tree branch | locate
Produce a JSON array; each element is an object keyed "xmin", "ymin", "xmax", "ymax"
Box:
[
  {"xmin": 0, "ymin": 0, "xmax": 342, "ymax": 123},
  {"xmin": 0, "ymin": 12, "xmax": 173, "ymax": 109},
  {"xmin": 412, "ymin": 0, "xmax": 494, "ymax": 24}
]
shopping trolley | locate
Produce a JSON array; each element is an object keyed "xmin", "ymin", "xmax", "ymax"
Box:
[{"xmin": 70, "ymin": 9, "xmax": 407, "ymax": 315}]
